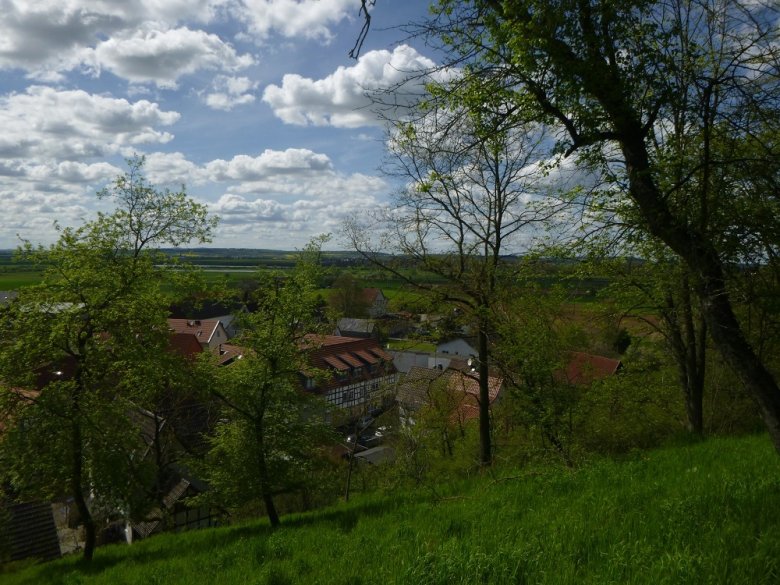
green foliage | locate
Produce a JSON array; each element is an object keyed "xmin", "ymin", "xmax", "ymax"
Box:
[
  {"xmin": 575, "ymin": 348, "xmax": 685, "ymax": 454},
  {"xmin": 195, "ymin": 241, "xmax": 338, "ymax": 523},
  {"xmin": 0, "ymin": 156, "xmax": 216, "ymax": 559},
  {"xmin": 3, "ymin": 435, "xmax": 780, "ymax": 584}
]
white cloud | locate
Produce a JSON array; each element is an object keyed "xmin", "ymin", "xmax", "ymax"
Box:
[
  {"xmin": 205, "ymin": 149, "xmax": 333, "ymax": 181},
  {"xmin": 0, "ymin": 1, "xmax": 229, "ymax": 75},
  {"xmin": 141, "ymin": 151, "xmax": 209, "ymax": 185},
  {"xmin": 232, "ymin": 0, "xmax": 356, "ymax": 43},
  {"xmin": 204, "ymin": 75, "xmax": 258, "ymax": 110},
  {"xmin": 0, "ymin": 86, "xmax": 179, "ymax": 160},
  {"xmin": 90, "ymin": 27, "xmax": 254, "ymax": 88},
  {"xmin": 0, "ymin": 187, "xmax": 102, "ymax": 246},
  {"xmin": 210, "ymin": 181, "xmax": 385, "ymax": 247},
  {"xmin": 0, "ymin": 0, "xmax": 357, "ymax": 83},
  {"xmin": 262, "ymin": 45, "xmax": 440, "ymax": 128}
]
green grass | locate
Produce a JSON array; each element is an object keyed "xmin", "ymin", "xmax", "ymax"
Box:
[
  {"xmin": 4, "ymin": 434, "xmax": 779, "ymax": 584},
  {"xmin": 0, "ymin": 272, "xmax": 43, "ymax": 290}
]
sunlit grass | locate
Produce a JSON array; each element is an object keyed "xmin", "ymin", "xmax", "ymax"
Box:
[{"xmin": 4, "ymin": 434, "xmax": 779, "ymax": 585}]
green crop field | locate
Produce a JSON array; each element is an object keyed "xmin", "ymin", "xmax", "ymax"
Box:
[{"xmin": 0, "ymin": 272, "xmax": 43, "ymax": 290}]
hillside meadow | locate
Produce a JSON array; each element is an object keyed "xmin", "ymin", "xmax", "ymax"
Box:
[{"xmin": 3, "ymin": 434, "xmax": 778, "ymax": 585}]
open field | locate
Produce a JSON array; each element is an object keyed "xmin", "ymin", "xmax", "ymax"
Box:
[
  {"xmin": 3, "ymin": 434, "xmax": 778, "ymax": 584},
  {"xmin": 0, "ymin": 272, "xmax": 43, "ymax": 290}
]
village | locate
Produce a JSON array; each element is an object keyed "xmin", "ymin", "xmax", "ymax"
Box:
[{"xmin": 0, "ymin": 277, "xmax": 625, "ymax": 562}]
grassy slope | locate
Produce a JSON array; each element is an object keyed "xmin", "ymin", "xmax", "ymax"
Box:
[{"xmin": 3, "ymin": 434, "xmax": 779, "ymax": 585}]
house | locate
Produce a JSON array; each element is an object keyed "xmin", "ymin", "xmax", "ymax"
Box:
[
  {"xmin": 334, "ymin": 317, "xmax": 377, "ymax": 339},
  {"xmin": 435, "ymin": 337, "xmax": 478, "ymax": 359},
  {"xmin": 561, "ymin": 352, "xmax": 623, "ymax": 386},
  {"xmin": 361, "ymin": 288, "xmax": 389, "ymax": 318},
  {"xmin": 302, "ymin": 335, "xmax": 397, "ymax": 413},
  {"xmin": 169, "ymin": 332, "xmax": 205, "ymax": 360},
  {"xmin": 127, "ymin": 474, "xmax": 219, "ymax": 543},
  {"xmin": 214, "ymin": 343, "xmax": 244, "ymax": 366},
  {"xmin": 3, "ymin": 501, "xmax": 62, "ymax": 562},
  {"xmin": 168, "ymin": 300, "xmax": 247, "ymax": 338},
  {"xmin": 396, "ymin": 365, "xmax": 503, "ymax": 426},
  {"xmin": 167, "ymin": 319, "xmax": 229, "ymax": 350}
]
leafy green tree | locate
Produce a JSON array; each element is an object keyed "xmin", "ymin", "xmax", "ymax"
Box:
[
  {"xmin": 196, "ymin": 241, "xmax": 335, "ymax": 527},
  {"xmin": 597, "ymin": 253, "xmax": 708, "ymax": 435},
  {"xmin": 0, "ymin": 156, "xmax": 216, "ymax": 561},
  {"xmin": 428, "ymin": 0, "xmax": 780, "ymax": 452},
  {"xmin": 347, "ymin": 75, "xmax": 556, "ymax": 465},
  {"xmin": 490, "ymin": 283, "xmax": 579, "ymax": 464},
  {"xmin": 328, "ymin": 272, "xmax": 369, "ymax": 318}
]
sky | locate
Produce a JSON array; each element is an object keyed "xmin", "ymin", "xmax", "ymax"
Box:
[{"xmin": 0, "ymin": 0, "xmax": 441, "ymax": 250}]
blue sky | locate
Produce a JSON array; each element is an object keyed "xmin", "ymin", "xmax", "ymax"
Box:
[{"xmin": 0, "ymin": 1, "xmax": 439, "ymax": 249}]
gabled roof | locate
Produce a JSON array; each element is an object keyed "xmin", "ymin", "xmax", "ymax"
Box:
[
  {"xmin": 169, "ymin": 333, "xmax": 204, "ymax": 360},
  {"xmin": 562, "ymin": 352, "xmax": 623, "ymax": 386},
  {"xmin": 396, "ymin": 366, "xmax": 503, "ymax": 416},
  {"xmin": 354, "ymin": 349, "xmax": 380, "ymax": 364},
  {"xmin": 303, "ymin": 334, "xmax": 395, "ymax": 390},
  {"xmin": 167, "ymin": 318, "xmax": 223, "ymax": 345},
  {"xmin": 214, "ymin": 343, "xmax": 244, "ymax": 366},
  {"xmin": 6, "ymin": 501, "xmax": 61, "ymax": 561},
  {"xmin": 396, "ymin": 366, "xmax": 444, "ymax": 410}
]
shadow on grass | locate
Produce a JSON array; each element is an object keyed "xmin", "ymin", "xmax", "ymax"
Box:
[{"xmin": 16, "ymin": 498, "xmax": 402, "ymax": 584}]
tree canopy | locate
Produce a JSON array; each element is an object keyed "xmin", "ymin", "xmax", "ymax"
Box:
[
  {"xmin": 0, "ymin": 156, "xmax": 217, "ymax": 560},
  {"xmin": 422, "ymin": 0, "xmax": 780, "ymax": 452}
]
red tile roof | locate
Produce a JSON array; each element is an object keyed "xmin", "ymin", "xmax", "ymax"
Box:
[
  {"xmin": 214, "ymin": 343, "xmax": 245, "ymax": 366},
  {"xmin": 562, "ymin": 352, "xmax": 623, "ymax": 386},
  {"xmin": 369, "ymin": 347, "xmax": 393, "ymax": 361},
  {"xmin": 339, "ymin": 352, "xmax": 364, "ymax": 368},
  {"xmin": 397, "ymin": 366, "xmax": 503, "ymax": 420},
  {"xmin": 167, "ymin": 318, "xmax": 222, "ymax": 344},
  {"xmin": 303, "ymin": 334, "xmax": 396, "ymax": 391},
  {"xmin": 323, "ymin": 355, "xmax": 351, "ymax": 370},
  {"xmin": 354, "ymin": 349, "xmax": 380, "ymax": 364},
  {"xmin": 361, "ymin": 288, "xmax": 383, "ymax": 303},
  {"xmin": 169, "ymin": 333, "xmax": 204, "ymax": 360}
]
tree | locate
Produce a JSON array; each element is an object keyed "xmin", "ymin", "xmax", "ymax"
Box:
[
  {"xmin": 0, "ymin": 156, "xmax": 216, "ymax": 561},
  {"xmin": 196, "ymin": 241, "xmax": 334, "ymax": 527},
  {"xmin": 429, "ymin": 0, "xmax": 780, "ymax": 452},
  {"xmin": 599, "ymin": 253, "xmax": 708, "ymax": 435},
  {"xmin": 347, "ymin": 75, "xmax": 557, "ymax": 465},
  {"xmin": 329, "ymin": 272, "xmax": 369, "ymax": 318},
  {"xmin": 490, "ymin": 281, "xmax": 578, "ymax": 464}
]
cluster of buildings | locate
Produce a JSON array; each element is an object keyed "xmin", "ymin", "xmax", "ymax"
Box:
[{"xmin": 1, "ymin": 286, "xmax": 622, "ymax": 563}]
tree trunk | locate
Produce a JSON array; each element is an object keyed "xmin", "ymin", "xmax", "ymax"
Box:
[
  {"xmin": 255, "ymin": 418, "xmax": 280, "ymax": 528},
  {"xmin": 71, "ymin": 416, "xmax": 95, "ymax": 561},
  {"xmin": 620, "ymin": 134, "xmax": 780, "ymax": 453},
  {"xmin": 262, "ymin": 491, "xmax": 280, "ymax": 528},
  {"xmin": 477, "ymin": 320, "xmax": 492, "ymax": 466},
  {"xmin": 664, "ymin": 280, "xmax": 706, "ymax": 436},
  {"xmin": 70, "ymin": 365, "xmax": 96, "ymax": 562}
]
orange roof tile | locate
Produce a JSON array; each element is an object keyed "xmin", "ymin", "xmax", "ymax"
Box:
[
  {"xmin": 167, "ymin": 318, "xmax": 222, "ymax": 343},
  {"xmin": 323, "ymin": 355, "xmax": 350, "ymax": 370},
  {"xmin": 562, "ymin": 352, "xmax": 622, "ymax": 386},
  {"xmin": 339, "ymin": 353, "xmax": 364, "ymax": 368},
  {"xmin": 354, "ymin": 349, "xmax": 380, "ymax": 364}
]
